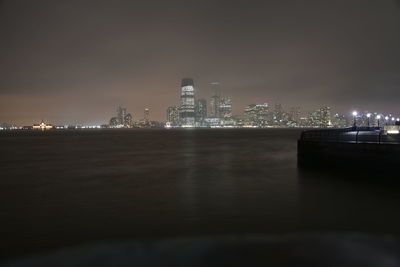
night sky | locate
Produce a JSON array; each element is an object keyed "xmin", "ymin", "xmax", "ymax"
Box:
[{"xmin": 0, "ymin": 0, "xmax": 399, "ymax": 125}]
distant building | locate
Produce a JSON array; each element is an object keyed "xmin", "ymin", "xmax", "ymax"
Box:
[
  {"xmin": 117, "ymin": 107, "xmax": 127, "ymax": 125},
  {"xmin": 33, "ymin": 121, "xmax": 53, "ymax": 130},
  {"xmin": 244, "ymin": 103, "xmax": 270, "ymax": 127},
  {"xmin": 144, "ymin": 108, "xmax": 150, "ymax": 122},
  {"xmin": 289, "ymin": 107, "xmax": 301, "ymax": 125},
  {"xmin": 307, "ymin": 107, "xmax": 331, "ymax": 128},
  {"xmin": 332, "ymin": 113, "xmax": 348, "ymax": 128},
  {"xmin": 166, "ymin": 106, "xmax": 180, "ymax": 126},
  {"xmin": 219, "ymin": 97, "xmax": 232, "ymax": 119},
  {"xmin": 274, "ymin": 103, "xmax": 284, "ymax": 124},
  {"xmin": 179, "ymin": 78, "xmax": 195, "ymax": 127},
  {"xmin": 195, "ymin": 99, "xmax": 207, "ymax": 125},
  {"xmin": 124, "ymin": 113, "xmax": 133, "ymax": 126},
  {"xmin": 210, "ymin": 94, "xmax": 220, "ymax": 118},
  {"xmin": 109, "ymin": 106, "xmax": 133, "ymax": 128},
  {"xmin": 319, "ymin": 107, "xmax": 331, "ymax": 127}
]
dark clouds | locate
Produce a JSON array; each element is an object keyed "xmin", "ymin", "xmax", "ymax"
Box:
[{"xmin": 0, "ymin": 0, "xmax": 399, "ymax": 125}]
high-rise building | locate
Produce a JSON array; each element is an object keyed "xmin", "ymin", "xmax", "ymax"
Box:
[
  {"xmin": 210, "ymin": 94, "xmax": 220, "ymax": 118},
  {"xmin": 179, "ymin": 78, "xmax": 195, "ymax": 127},
  {"xmin": 166, "ymin": 106, "xmax": 180, "ymax": 126},
  {"xmin": 289, "ymin": 107, "xmax": 301, "ymax": 123},
  {"xmin": 109, "ymin": 106, "xmax": 132, "ymax": 127},
  {"xmin": 332, "ymin": 113, "xmax": 348, "ymax": 128},
  {"xmin": 274, "ymin": 103, "xmax": 284, "ymax": 125},
  {"xmin": 144, "ymin": 108, "xmax": 150, "ymax": 122},
  {"xmin": 319, "ymin": 106, "xmax": 331, "ymax": 127},
  {"xmin": 117, "ymin": 106, "xmax": 127, "ymax": 125},
  {"xmin": 307, "ymin": 107, "xmax": 331, "ymax": 127},
  {"xmin": 195, "ymin": 99, "xmax": 207, "ymax": 123},
  {"xmin": 244, "ymin": 103, "xmax": 270, "ymax": 127},
  {"xmin": 219, "ymin": 97, "xmax": 232, "ymax": 119}
]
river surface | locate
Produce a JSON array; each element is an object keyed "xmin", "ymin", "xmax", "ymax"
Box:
[{"xmin": 1, "ymin": 129, "xmax": 400, "ymax": 260}]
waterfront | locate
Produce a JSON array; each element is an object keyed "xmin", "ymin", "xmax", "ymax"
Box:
[{"xmin": 1, "ymin": 129, "xmax": 400, "ymax": 260}]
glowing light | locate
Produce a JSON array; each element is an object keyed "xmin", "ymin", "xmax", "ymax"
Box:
[
  {"xmin": 377, "ymin": 115, "xmax": 381, "ymax": 119},
  {"xmin": 352, "ymin": 111, "xmax": 358, "ymax": 116},
  {"xmin": 367, "ymin": 113, "xmax": 371, "ymax": 118},
  {"xmin": 387, "ymin": 130, "xmax": 399, "ymax": 134},
  {"xmin": 385, "ymin": 116, "xmax": 389, "ymax": 120}
]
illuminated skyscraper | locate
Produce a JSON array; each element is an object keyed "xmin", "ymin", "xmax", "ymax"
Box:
[
  {"xmin": 244, "ymin": 103, "xmax": 270, "ymax": 127},
  {"xmin": 195, "ymin": 99, "xmax": 207, "ymax": 123},
  {"xmin": 219, "ymin": 97, "xmax": 232, "ymax": 119},
  {"xmin": 144, "ymin": 108, "xmax": 150, "ymax": 122},
  {"xmin": 124, "ymin": 113, "xmax": 133, "ymax": 127},
  {"xmin": 210, "ymin": 94, "xmax": 220, "ymax": 118},
  {"xmin": 319, "ymin": 106, "xmax": 331, "ymax": 127},
  {"xmin": 117, "ymin": 106, "xmax": 126, "ymax": 125},
  {"xmin": 289, "ymin": 107, "xmax": 300, "ymax": 123},
  {"xmin": 166, "ymin": 106, "xmax": 180, "ymax": 126},
  {"xmin": 179, "ymin": 78, "xmax": 195, "ymax": 127}
]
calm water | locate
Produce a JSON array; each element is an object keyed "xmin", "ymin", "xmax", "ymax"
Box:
[{"xmin": 1, "ymin": 129, "xmax": 400, "ymax": 260}]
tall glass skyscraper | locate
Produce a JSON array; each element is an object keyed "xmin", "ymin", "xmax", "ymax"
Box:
[{"xmin": 180, "ymin": 78, "xmax": 195, "ymax": 127}]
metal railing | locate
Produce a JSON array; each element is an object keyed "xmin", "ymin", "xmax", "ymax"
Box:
[{"xmin": 300, "ymin": 127, "xmax": 400, "ymax": 144}]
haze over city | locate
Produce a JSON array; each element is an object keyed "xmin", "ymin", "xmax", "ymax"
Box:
[{"xmin": 0, "ymin": 0, "xmax": 400, "ymax": 125}]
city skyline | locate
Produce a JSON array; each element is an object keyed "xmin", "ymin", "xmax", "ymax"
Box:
[
  {"xmin": 3, "ymin": 76, "xmax": 400, "ymax": 129},
  {"xmin": 1, "ymin": 0, "xmax": 400, "ymax": 125}
]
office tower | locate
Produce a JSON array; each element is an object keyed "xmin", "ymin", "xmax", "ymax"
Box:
[
  {"xmin": 179, "ymin": 78, "xmax": 195, "ymax": 127},
  {"xmin": 332, "ymin": 114, "xmax": 348, "ymax": 128},
  {"xmin": 117, "ymin": 106, "xmax": 127, "ymax": 125},
  {"xmin": 195, "ymin": 99, "xmax": 207, "ymax": 122},
  {"xmin": 244, "ymin": 103, "xmax": 270, "ymax": 127},
  {"xmin": 289, "ymin": 107, "xmax": 301, "ymax": 123},
  {"xmin": 210, "ymin": 94, "xmax": 220, "ymax": 118},
  {"xmin": 144, "ymin": 108, "xmax": 150, "ymax": 122},
  {"xmin": 319, "ymin": 107, "xmax": 331, "ymax": 127},
  {"xmin": 219, "ymin": 97, "xmax": 232, "ymax": 119},
  {"xmin": 274, "ymin": 103, "xmax": 284, "ymax": 124},
  {"xmin": 166, "ymin": 106, "xmax": 180, "ymax": 126},
  {"xmin": 124, "ymin": 113, "xmax": 133, "ymax": 127}
]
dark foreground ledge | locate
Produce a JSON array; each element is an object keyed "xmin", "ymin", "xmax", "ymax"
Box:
[{"xmin": 298, "ymin": 127, "xmax": 400, "ymax": 170}]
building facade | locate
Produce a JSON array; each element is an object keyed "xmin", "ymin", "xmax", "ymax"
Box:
[
  {"xmin": 179, "ymin": 78, "xmax": 195, "ymax": 127},
  {"xmin": 166, "ymin": 106, "xmax": 180, "ymax": 126}
]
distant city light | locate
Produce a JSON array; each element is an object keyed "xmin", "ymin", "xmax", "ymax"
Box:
[
  {"xmin": 352, "ymin": 111, "xmax": 358, "ymax": 116},
  {"xmin": 367, "ymin": 113, "xmax": 371, "ymax": 118}
]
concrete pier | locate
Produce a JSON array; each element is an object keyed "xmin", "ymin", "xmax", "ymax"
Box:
[{"xmin": 298, "ymin": 127, "xmax": 400, "ymax": 170}]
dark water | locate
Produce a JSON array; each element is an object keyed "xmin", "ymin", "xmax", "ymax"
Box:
[{"xmin": 1, "ymin": 129, "xmax": 400, "ymax": 260}]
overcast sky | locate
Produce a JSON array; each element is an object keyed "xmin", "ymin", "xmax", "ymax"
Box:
[{"xmin": 0, "ymin": 0, "xmax": 399, "ymax": 125}]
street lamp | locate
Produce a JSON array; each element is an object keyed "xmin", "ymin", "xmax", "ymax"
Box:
[
  {"xmin": 392, "ymin": 117, "xmax": 395, "ymax": 125},
  {"xmin": 352, "ymin": 111, "xmax": 358, "ymax": 127},
  {"xmin": 377, "ymin": 115, "xmax": 381, "ymax": 127},
  {"xmin": 385, "ymin": 116, "xmax": 389, "ymax": 126},
  {"xmin": 366, "ymin": 113, "xmax": 371, "ymax": 127}
]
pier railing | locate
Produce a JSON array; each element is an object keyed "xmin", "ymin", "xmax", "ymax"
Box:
[{"xmin": 300, "ymin": 127, "xmax": 400, "ymax": 144}]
